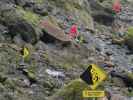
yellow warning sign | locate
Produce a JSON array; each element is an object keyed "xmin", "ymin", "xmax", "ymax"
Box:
[
  {"xmin": 22, "ymin": 47, "xmax": 30, "ymax": 58},
  {"xmin": 90, "ymin": 64, "xmax": 107, "ymax": 89},
  {"xmin": 83, "ymin": 90, "xmax": 105, "ymax": 98},
  {"xmin": 80, "ymin": 64, "xmax": 107, "ymax": 90}
]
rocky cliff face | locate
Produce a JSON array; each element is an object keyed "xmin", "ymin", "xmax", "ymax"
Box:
[{"xmin": 0, "ymin": 0, "xmax": 133, "ymax": 100}]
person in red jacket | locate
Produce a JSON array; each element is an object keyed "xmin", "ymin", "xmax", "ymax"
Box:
[
  {"xmin": 69, "ymin": 24, "xmax": 79, "ymax": 39},
  {"xmin": 112, "ymin": 0, "xmax": 121, "ymax": 14}
]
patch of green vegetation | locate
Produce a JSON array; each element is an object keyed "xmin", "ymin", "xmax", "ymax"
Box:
[
  {"xmin": 127, "ymin": 72, "xmax": 133, "ymax": 77},
  {"xmin": 22, "ymin": 60, "xmax": 37, "ymax": 81},
  {"xmin": 127, "ymin": 27, "xmax": 133, "ymax": 37},
  {"xmin": 127, "ymin": 90, "xmax": 133, "ymax": 97},
  {"xmin": 23, "ymin": 55, "xmax": 31, "ymax": 63},
  {"xmin": 35, "ymin": 0, "xmax": 45, "ymax": 4},
  {"xmin": 50, "ymin": 0, "xmax": 82, "ymax": 10},
  {"xmin": 4, "ymin": 79, "xmax": 17, "ymax": 90},
  {"xmin": 124, "ymin": 27, "xmax": 133, "ymax": 49},
  {"xmin": 64, "ymin": 2, "xmax": 76, "ymax": 12},
  {"xmin": 23, "ymin": 11, "xmax": 40, "ymax": 26},
  {"xmin": 121, "ymin": 0, "xmax": 128, "ymax": 5},
  {"xmin": 72, "ymin": 2, "xmax": 82, "ymax": 9},
  {"xmin": 16, "ymin": 6, "xmax": 41, "ymax": 26},
  {"xmin": 58, "ymin": 63, "xmax": 72, "ymax": 69},
  {"xmin": 24, "ymin": 68, "xmax": 36, "ymax": 80},
  {"xmin": 43, "ymin": 52, "xmax": 49, "ymax": 61},
  {"xmin": 49, "ymin": 79, "xmax": 93, "ymax": 100}
]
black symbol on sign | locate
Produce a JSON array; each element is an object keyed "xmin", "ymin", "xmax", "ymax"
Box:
[
  {"xmin": 91, "ymin": 70, "xmax": 100, "ymax": 83},
  {"xmin": 80, "ymin": 65, "xmax": 93, "ymax": 85}
]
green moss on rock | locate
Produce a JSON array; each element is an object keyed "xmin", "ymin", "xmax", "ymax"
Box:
[
  {"xmin": 23, "ymin": 68, "xmax": 36, "ymax": 81},
  {"xmin": 35, "ymin": 0, "xmax": 45, "ymax": 4},
  {"xmin": 49, "ymin": 79, "xmax": 93, "ymax": 100},
  {"xmin": 125, "ymin": 27, "xmax": 133, "ymax": 50},
  {"xmin": 127, "ymin": 27, "xmax": 133, "ymax": 37},
  {"xmin": 16, "ymin": 6, "xmax": 41, "ymax": 26}
]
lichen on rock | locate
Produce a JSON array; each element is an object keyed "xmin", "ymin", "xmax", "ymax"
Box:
[
  {"xmin": 49, "ymin": 79, "xmax": 91, "ymax": 100},
  {"xmin": 125, "ymin": 27, "xmax": 133, "ymax": 50},
  {"xmin": 16, "ymin": 6, "xmax": 41, "ymax": 26}
]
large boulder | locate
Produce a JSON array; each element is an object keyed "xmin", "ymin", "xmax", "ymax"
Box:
[
  {"xmin": 89, "ymin": 0, "xmax": 115, "ymax": 26},
  {"xmin": 40, "ymin": 20, "xmax": 71, "ymax": 43},
  {"xmin": 0, "ymin": 3, "xmax": 42, "ymax": 44},
  {"xmin": 8, "ymin": 20, "xmax": 39, "ymax": 43}
]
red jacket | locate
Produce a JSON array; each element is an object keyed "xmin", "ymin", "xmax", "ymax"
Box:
[
  {"xmin": 69, "ymin": 24, "xmax": 79, "ymax": 39},
  {"xmin": 112, "ymin": 0, "xmax": 121, "ymax": 13}
]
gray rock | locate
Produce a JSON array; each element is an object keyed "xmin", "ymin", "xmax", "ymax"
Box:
[
  {"xmin": 111, "ymin": 94, "xmax": 128, "ymax": 100},
  {"xmin": 130, "ymin": 97, "xmax": 133, "ymax": 100},
  {"xmin": 0, "ymin": 0, "xmax": 15, "ymax": 4},
  {"xmin": 13, "ymin": 34, "xmax": 25, "ymax": 46},
  {"xmin": 35, "ymin": 41, "xmax": 49, "ymax": 50},
  {"xmin": 8, "ymin": 20, "xmax": 38, "ymax": 43},
  {"xmin": 0, "ymin": 24, "xmax": 8, "ymax": 42},
  {"xmin": 0, "ymin": 2, "xmax": 42, "ymax": 44},
  {"xmin": 33, "ymin": 4, "xmax": 48, "ymax": 16},
  {"xmin": 15, "ymin": 0, "xmax": 35, "ymax": 7},
  {"xmin": 0, "ymin": 24, "xmax": 8, "ymax": 34},
  {"xmin": 89, "ymin": 0, "xmax": 114, "ymax": 26}
]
